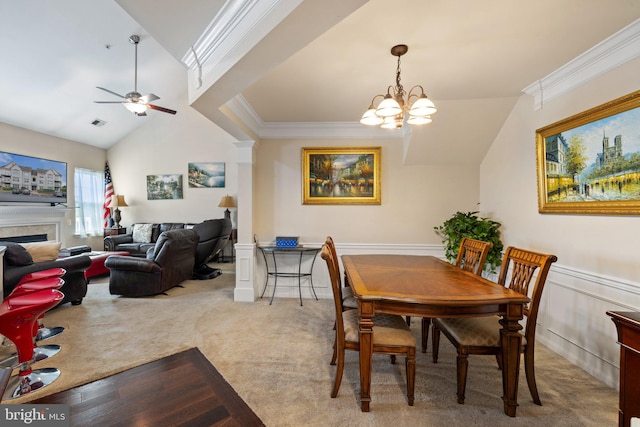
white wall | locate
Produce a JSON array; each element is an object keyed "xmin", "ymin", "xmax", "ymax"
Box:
[
  {"xmin": 0, "ymin": 122, "xmax": 106, "ymax": 249},
  {"xmin": 106, "ymin": 95, "xmax": 239, "ymax": 228},
  {"xmin": 480, "ymin": 56, "xmax": 640, "ymax": 388},
  {"xmin": 254, "ymin": 137, "xmax": 481, "ymax": 245}
]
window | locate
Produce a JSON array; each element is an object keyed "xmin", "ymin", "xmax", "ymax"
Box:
[{"xmin": 74, "ymin": 168, "xmax": 103, "ymax": 236}]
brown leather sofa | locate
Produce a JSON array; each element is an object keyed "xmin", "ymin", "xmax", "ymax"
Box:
[{"xmin": 105, "ymin": 228, "xmax": 198, "ymax": 297}]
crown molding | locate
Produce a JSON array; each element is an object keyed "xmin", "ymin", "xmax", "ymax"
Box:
[
  {"xmin": 226, "ymin": 94, "xmax": 402, "ymax": 139},
  {"xmin": 523, "ymin": 18, "xmax": 640, "ymax": 109},
  {"xmin": 181, "ymin": 0, "xmax": 303, "ymax": 85}
]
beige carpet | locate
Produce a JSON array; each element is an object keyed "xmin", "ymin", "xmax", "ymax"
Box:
[{"xmin": 2, "ymin": 264, "xmax": 618, "ymax": 426}]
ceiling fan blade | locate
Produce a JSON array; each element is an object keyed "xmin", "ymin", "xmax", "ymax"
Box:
[
  {"xmin": 139, "ymin": 93, "xmax": 159, "ymax": 103},
  {"xmin": 96, "ymin": 86, "xmax": 126, "ymax": 99},
  {"xmin": 94, "ymin": 101, "xmax": 125, "ymax": 104},
  {"xmin": 148, "ymin": 104, "xmax": 177, "ymax": 115}
]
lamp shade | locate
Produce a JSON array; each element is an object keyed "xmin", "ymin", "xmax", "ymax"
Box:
[
  {"xmin": 218, "ymin": 195, "xmax": 236, "ymax": 208},
  {"xmin": 408, "ymin": 95, "xmax": 437, "ymax": 117},
  {"xmin": 108, "ymin": 194, "xmax": 128, "ymax": 208},
  {"xmin": 376, "ymin": 94, "xmax": 402, "ymax": 117}
]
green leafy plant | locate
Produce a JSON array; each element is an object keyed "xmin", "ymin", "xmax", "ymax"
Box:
[{"xmin": 434, "ymin": 211, "xmax": 504, "ymax": 273}]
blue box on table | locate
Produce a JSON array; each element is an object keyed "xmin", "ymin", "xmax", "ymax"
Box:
[{"xmin": 276, "ymin": 236, "xmax": 299, "ymax": 248}]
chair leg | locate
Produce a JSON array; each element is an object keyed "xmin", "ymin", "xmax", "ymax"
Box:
[
  {"xmin": 390, "ymin": 355, "xmax": 396, "ymax": 364},
  {"xmin": 421, "ymin": 317, "xmax": 431, "ymax": 353},
  {"xmin": 405, "ymin": 316, "xmax": 411, "ymax": 326},
  {"xmin": 406, "ymin": 350, "xmax": 416, "ymax": 406},
  {"xmin": 432, "ymin": 323, "xmax": 441, "ymax": 363},
  {"xmin": 495, "ymin": 352, "xmax": 503, "ymax": 370},
  {"xmin": 456, "ymin": 353, "xmax": 469, "ymax": 404},
  {"xmin": 525, "ymin": 346, "xmax": 541, "ymax": 405},
  {"xmin": 330, "ymin": 333, "xmax": 337, "ymax": 366},
  {"xmin": 331, "ymin": 343, "xmax": 345, "ymax": 398}
]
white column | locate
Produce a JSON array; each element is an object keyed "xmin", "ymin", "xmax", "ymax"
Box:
[{"xmin": 233, "ymin": 140, "xmax": 259, "ymax": 302}]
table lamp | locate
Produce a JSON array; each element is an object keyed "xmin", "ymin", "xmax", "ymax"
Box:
[
  {"xmin": 218, "ymin": 195, "xmax": 236, "ymax": 219},
  {"xmin": 108, "ymin": 194, "xmax": 128, "ymax": 229}
]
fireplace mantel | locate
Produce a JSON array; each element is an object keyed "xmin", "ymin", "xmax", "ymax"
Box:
[{"xmin": 0, "ymin": 205, "xmax": 73, "ymax": 245}]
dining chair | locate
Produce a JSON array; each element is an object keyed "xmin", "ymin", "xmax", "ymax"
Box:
[
  {"xmin": 325, "ymin": 237, "xmax": 357, "ymax": 311},
  {"xmin": 431, "ymin": 246, "xmax": 557, "ymax": 405},
  {"xmin": 420, "ymin": 237, "xmax": 493, "ymax": 352},
  {"xmin": 320, "ymin": 244, "xmax": 417, "ymax": 406},
  {"xmin": 325, "ymin": 237, "xmax": 358, "ymax": 366}
]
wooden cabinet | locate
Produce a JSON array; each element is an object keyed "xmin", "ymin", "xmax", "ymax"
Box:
[
  {"xmin": 104, "ymin": 227, "xmax": 126, "ymax": 238},
  {"xmin": 607, "ymin": 311, "xmax": 640, "ymax": 427}
]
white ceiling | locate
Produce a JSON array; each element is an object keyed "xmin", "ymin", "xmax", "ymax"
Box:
[{"xmin": 1, "ymin": 0, "xmax": 640, "ymax": 162}]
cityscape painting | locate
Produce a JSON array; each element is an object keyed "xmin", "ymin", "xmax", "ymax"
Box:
[
  {"xmin": 536, "ymin": 89, "xmax": 640, "ymax": 215},
  {"xmin": 302, "ymin": 146, "xmax": 381, "ymax": 205},
  {"xmin": 188, "ymin": 162, "xmax": 225, "ymax": 188},
  {"xmin": 146, "ymin": 174, "xmax": 183, "ymax": 200}
]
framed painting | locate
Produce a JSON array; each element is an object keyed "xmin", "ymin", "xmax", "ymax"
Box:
[
  {"xmin": 536, "ymin": 89, "xmax": 640, "ymax": 215},
  {"xmin": 188, "ymin": 162, "xmax": 225, "ymax": 188},
  {"xmin": 146, "ymin": 174, "xmax": 183, "ymax": 200},
  {"xmin": 302, "ymin": 146, "xmax": 381, "ymax": 205}
]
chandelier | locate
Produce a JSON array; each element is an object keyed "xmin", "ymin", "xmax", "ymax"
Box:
[{"xmin": 360, "ymin": 44, "xmax": 437, "ymax": 129}]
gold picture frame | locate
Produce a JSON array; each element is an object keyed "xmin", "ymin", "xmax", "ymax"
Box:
[
  {"xmin": 302, "ymin": 146, "xmax": 381, "ymax": 205},
  {"xmin": 536, "ymin": 89, "xmax": 640, "ymax": 215}
]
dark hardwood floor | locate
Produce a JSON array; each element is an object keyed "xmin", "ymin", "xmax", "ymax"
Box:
[{"xmin": 32, "ymin": 348, "xmax": 264, "ymax": 427}]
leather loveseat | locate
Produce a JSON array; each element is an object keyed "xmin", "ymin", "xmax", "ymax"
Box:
[
  {"xmin": 1, "ymin": 241, "xmax": 91, "ymax": 305},
  {"xmin": 105, "ymin": 228, "xmax": 198, "ymax": 297}
]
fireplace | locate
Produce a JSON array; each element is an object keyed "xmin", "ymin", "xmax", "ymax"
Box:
[{"xmin": 0, "ymin": 205, "xmax": 71, "ymax": 246}]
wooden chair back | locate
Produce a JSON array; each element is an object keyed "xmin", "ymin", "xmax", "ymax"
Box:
[
  {"xmin": 497, "ymin": 246, "xmax": 557, "ymax": 341},
  {"xmin": 321, "ymin": 244, "xmax": 345, "ymax": 343},
  {"xmin": 455, "ymin": 237, "xmax": 493, "ymax": 276}
]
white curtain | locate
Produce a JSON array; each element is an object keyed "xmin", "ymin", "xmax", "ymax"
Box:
[{"xmin": 74, "ymin": 168, "xmax": 103, "ymax": 237}]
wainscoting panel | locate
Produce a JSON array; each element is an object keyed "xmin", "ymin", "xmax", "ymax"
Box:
[{"xmin": 537, "ymin": 264, "xmax": 640, "ymax": 389}]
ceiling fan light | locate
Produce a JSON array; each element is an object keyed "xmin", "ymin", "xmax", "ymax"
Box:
[
  {"xmin": 360, "ymin": 107, "xmax": 384, "ymax": 126},
  {"xmin": 409, "ymin": 94, "xmax": 437, "ymax": 117},
  {"xmin": 407, "ymin": 115, "xmax": 432, "ymax": 125},
  {"xmin": 124, "ymin": 102, "xmax": 148, "ymax": 114},
  {"xmin": 376, "ymin": 94, "xmax": 402, "ymax": 117}
]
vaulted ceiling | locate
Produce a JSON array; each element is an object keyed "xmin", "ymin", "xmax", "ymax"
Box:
[{"xmin": 2, "ymin": 0, "xmax": 639, "ymax": 165}]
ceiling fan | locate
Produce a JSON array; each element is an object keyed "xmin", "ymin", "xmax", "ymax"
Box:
[{"xmin": 95, "ymin": 35, "xmax": 176, "ymax": 116}]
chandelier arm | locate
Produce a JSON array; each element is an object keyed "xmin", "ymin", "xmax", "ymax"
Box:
[{"xmin": 407, "ymin": 85, "xmax": 425, "ymax": 102}]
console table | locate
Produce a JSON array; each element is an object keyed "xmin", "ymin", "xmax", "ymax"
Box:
[
  {"xmin": 607, "ymin": 311, "xmax": 640, "ymax": 427},
  {"xmin": 257, "ymin": 245, "xmax": 320, "ymax": 306}
]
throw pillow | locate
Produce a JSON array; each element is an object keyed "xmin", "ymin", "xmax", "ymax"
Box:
[
  {"xmin": 21, "ymin": 241, "xmax": 62, "ymax": 262},
  {"xmin": 0, "ymin": 241, "xmax": 34, "ymax": 266},
  {"xmin": 132, "ymin": 223, "xmax": 153, "ymax": 243}
]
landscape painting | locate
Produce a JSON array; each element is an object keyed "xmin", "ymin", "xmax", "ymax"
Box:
[
  {"xmin": 188, "ymin": 162, "xmax": 225, "ymax": 188},
  {"xmin": 146, "ymin": 174, "xmax": 183, "ymax": 200},
  {"xmin": 536, "ymin": 89, "xmax": 640, "ymax": 215},
  {"xmin": 302, "ymin": 146, "xmax": 381, "ymax": 205}
]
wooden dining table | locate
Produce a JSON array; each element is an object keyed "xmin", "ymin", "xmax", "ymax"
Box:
[{"xmin": 341, "ymin": 254, "xmax": 530, "ymax": 417}]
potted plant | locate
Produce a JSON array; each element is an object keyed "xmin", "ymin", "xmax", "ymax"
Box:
[{"xmin": 434, "ymin": 211, "xmax": 504, "ymax": 273}]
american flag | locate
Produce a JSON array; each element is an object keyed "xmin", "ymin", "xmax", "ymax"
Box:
[{"xmin": 103, "ymin": 162, "xmax": 114, "ymax": 227}]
